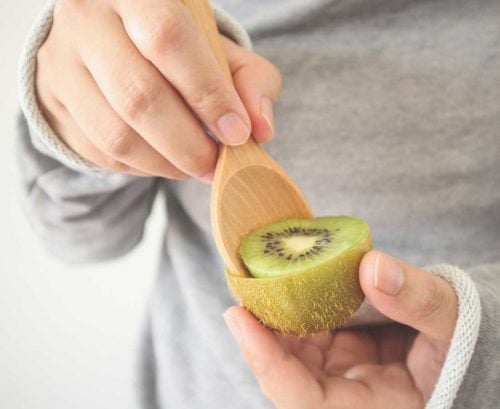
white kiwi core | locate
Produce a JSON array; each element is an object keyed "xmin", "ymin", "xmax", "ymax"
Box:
[{"xmin": 283, "ymin": 235, "xmax": 321, "ymax": 253}]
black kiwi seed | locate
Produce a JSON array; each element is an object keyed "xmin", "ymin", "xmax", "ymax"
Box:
[{"xmin": 259, "ymin": 224, "xmax": 339, "ymax": 262}]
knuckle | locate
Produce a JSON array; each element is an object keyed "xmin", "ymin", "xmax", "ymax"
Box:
[
  {"xmin": 167, "ymin": 169, "xmax": 190, "ymax": 181},
  {"xmin": 141, "ymin": 10, "xmax": 184, "ymax": 56},
  {"xmin": 118, "ymin": 79, "xmax": 159, "ymax": 121},
  {"xmin": 102, "ymin": 157, "xmax": 127, "ymax": 173},
  {"xmin": 251, "ymin": 355, "xmax": 273, "ymax": 378},
  {"xmin": 100, "ymin": 123, "xmax": 135, "ymax": 158},
  {"xmin": 175, "ymin": 149, "xmax": 214, "ymax": 178},
  {"xmin": 252, "ymin": 54, "xmax": 283, "ymax": 92},
  {"xmin": 415, "ymin": 277, "xmax": 448, "ymax": 322},
  {"xmin": 186, "ymin": 77, "xmax": 229, "ymax": 113}
]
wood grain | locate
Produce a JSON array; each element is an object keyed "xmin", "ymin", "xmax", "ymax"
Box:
[{"xmin": 182, "ymin": 0, "xmax": 313, "ymax": 276}]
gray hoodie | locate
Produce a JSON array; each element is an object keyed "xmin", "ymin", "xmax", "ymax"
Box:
[{"xmin": 17, "ymin": 0, "xmax": 500, "ymax": 408}]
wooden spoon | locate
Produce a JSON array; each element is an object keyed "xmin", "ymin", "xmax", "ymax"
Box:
[{"xmin": 183, "ymin": 0, "xmax": 313, "ymax": 276}]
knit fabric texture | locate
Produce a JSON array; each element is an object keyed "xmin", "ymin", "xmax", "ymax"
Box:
[
  {"xmin": 16, "ymin": 1, "xmax": 494, "ymax": 408},
  {"xmin": 18, "ymin": 0, "xmax": 98, "ymax": 174},
  {"xmin": 425, "ymin": 265, "xmax": 481, "ymax": 409}
]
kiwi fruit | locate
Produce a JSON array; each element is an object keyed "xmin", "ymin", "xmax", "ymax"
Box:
[{"xmin": 225, "ymin": 216, "xmax": 372, "ymax": 336}]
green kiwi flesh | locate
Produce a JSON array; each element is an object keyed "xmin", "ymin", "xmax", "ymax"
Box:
[{"xmin": 226, "ymin": 216, "xmax": 372, "ymax": 336}]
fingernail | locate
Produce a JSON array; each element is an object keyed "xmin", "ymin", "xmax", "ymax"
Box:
[
  {"xmin": 217, "ymin": 112, "xmax": 250, "ymax": 145},
  {"xmin": 260, "ymin": 97, "xmax": 274, "ymax": 139},
  {"xmin": 374, "ymin": 252, "xmax": 404, "ymax": 295},
  {"xmin": 223, "ymin": 311, "xmax": 244, "ymax": 344}
]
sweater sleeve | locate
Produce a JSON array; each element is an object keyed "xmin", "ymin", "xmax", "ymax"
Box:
[
  {"xmin": 448, "ymin": 263, "xmax": 500, "ymax": 409},
  {"xmin": 424, "ymin": 262, "xmax": 500, "ymax": 409},
  {"xmin": 16, "ymin": 112, "xmax": 159, "ymax": 263},
  {"xmin": 16, "ymin": 0, "xmax": 250, "ymax": 263},
  {"xmin": 423, "ymin": 264, "xmax": 481, "ymax": 409}
]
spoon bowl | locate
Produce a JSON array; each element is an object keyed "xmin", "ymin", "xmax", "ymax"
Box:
[
  {"xmin": 183, "ymin": 0, "xmax": 313, "ymax": 276},
  {"xmin": 212, "ymin": 141, "xmax": 313, "ymax": 275}
]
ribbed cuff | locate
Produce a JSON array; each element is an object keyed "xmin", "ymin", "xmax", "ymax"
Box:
[
  {"xmin": 424, "ymin": 264, "xmax": 482, "ymax": 409},
  {"xmin": 212, "ymin": 3, "xmax": 252, "ymax": 50},
  {"xmin": 18, "ymin": 0, "xmax": 100, "ymax": 174}
]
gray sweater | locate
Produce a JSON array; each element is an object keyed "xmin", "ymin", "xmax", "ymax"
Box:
[{"xmin": 17, "ymin": 0, "xmax": 500, "ymax": 408}]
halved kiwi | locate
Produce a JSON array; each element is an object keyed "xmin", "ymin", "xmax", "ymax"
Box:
[{"xmin": 225, "ymin": 216, "xmax": 372, "ymax": 336}]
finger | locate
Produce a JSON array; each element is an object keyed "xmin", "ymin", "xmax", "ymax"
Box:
[
  {"xmin": 53, "ymin": 62, "xmax": 186, "ymax": 179},
  {"xmin": 343, "ymin": 363, "xmax": 424, "ymax": 409},
  {"xmin": 224, "ymin": 37, "xmax": 283, "ymax": 143},
  {"xmin": 35, "ymin": 51, "xmax": 148, "ymax": 176},
  {"xmin": 223, "ymin": 307, "xmax": 323, "ymax": 409},
  {"xmin": 43, "ymin": 102, "xmax": 149, "ymax": 176},
  {"xmin": 275, "ymin": 333, "xmax": 304, "ymax": 355},
  {"xmin": 324, "ymin": 329, "xmax": 380, "ymax": 376},
  {"xmin": 80, "ymin": 9, "xmax": 217, "ymax": 180},
  {"xmin": 359, "ymin": 251, "xmax": 457, "ymax": 342},
  {"xmin": 118, "ymin": 0, "xmax": 251, "ymax": 145}
]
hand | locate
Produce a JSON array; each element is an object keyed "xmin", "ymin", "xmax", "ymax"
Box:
[
  {"xmin": 36, "ymin": 0, "xmax": 281, "ymax": 179},
  {"xmin": 224, "ymin": 250, "xmax": 458, "ymax": 409}
]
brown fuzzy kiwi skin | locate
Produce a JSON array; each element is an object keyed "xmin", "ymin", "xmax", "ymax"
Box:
[{"xmin": 226, "ymin": 232, "xmax": 372, "ymax": 337}]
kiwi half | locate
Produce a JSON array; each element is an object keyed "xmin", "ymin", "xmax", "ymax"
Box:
[{"xmin": 225, "ymin": 216, "xmax": 372, "ymax": 336}]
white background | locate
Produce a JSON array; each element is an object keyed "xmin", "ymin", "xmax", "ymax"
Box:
[{"xmin": 0, "ymin": 1, "xmax": 160, "ymax": 407}]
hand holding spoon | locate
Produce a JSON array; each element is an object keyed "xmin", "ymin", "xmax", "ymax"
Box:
[{"xmin": 182, "ymin": 0, "xmax": 313, "ymax": 276}]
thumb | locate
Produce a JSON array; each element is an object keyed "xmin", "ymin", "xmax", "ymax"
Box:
[
  {"xmin": 223, "ymin": 37, "xmax": 283, "ymax": 144},
  {"xmin": 223, "ymin": 306, "xmax": 322, "ymax": 409},
  {"xmin": 359, "ymin": 251, "xmax": 458, "ymax": 342}
]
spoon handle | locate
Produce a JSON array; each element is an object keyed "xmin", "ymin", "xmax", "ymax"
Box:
[
  {"xmin": 182, "ymin": 0, "xmax": 232, "ymax": 76},
  {"xmin": 181, "ymin": 0, "xmax": 262, "ymax": 166},
  {"xmin": 182, "ymin": 0, "xmax": 312, "ymax": 276}
]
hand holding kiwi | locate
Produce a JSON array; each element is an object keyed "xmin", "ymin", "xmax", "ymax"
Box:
[
  {"xmin": 226, "ymin": 216, "xmax": 372, "ymax": 336},
  {"xmin": 224, "ymin": 251, "xmax": 459, "ymax": 408}
]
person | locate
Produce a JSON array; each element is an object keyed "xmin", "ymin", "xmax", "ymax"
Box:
[{"xmin": 17, "ymin": 0, "xmax": 500, "ymax": 408}]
